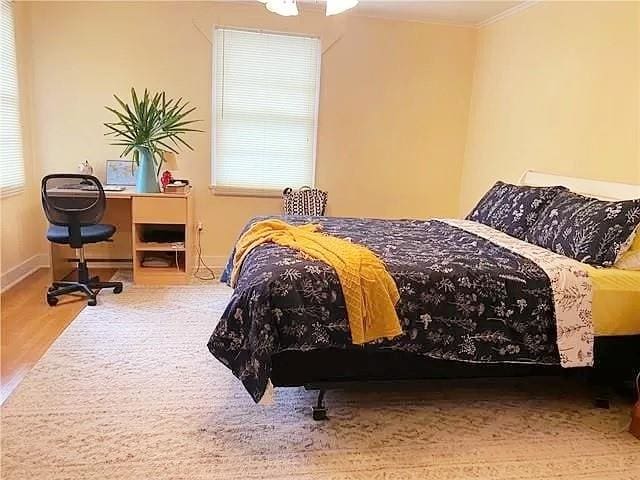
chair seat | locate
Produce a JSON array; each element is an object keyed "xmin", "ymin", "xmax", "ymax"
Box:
[{"xmin": 47, "ymin": 224, "xmax": 116, "ymax": 245}]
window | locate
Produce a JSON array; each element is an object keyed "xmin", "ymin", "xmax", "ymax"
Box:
[
  {"xmin": 0, "ymin": 0, "xmax": 25, "ymax": 197},
  {"xmin": 213, "ymin": 28, "xmax": 321, "ymax": 194}
]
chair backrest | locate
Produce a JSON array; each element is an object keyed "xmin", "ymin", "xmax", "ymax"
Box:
[{"xmin": 41, "ymin": 174, "xmax": 106, "ymax": 247}]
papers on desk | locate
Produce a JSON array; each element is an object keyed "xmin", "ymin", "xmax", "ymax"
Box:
[{"xmin": 58, "ymin": 184, "xmax": 126, "ymax": 192}]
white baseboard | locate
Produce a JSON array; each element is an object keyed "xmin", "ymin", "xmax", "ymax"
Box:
[
  {"xmin": 87, "ymin": 261, "xmax": 133, "ymax": 269},
  {"xmin": 199, "ymin": 256, "xmax": 228, "ymax": 274},
  {"xmin": 91, "ymin": 257, "xmax": 227, "ymax": 275},
  {"xmin": 87, "ymin": 256, "xmax": 226, "ymax": 273},
  {"xmin": 1, "ymin": 254, "xmax": 49, "ymax": 293},
  {"xmin": 0, "ymin": 254, "xmax": 228, "ymax": 292},
  {"xmin": 91, "ymin": 257, "xmax": 226, "ymax": 272}
]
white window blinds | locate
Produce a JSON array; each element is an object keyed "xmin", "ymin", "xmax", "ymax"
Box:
[
  {"xmin": 0, "ymin": 0, "xmax": 25, "ymax": 197},
  {"xmin": 213, "ymin": 28, "xmax": 321, "ymax": 192}
]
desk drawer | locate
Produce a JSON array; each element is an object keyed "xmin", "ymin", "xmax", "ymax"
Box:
[{"xmin": 133, "ymin": 197, "xmax": 186, "ymax": 224}]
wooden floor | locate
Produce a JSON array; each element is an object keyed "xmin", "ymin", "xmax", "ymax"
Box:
[{"xmin": 1, "ymin": 268, "xmax": 116, "ymax": 404}]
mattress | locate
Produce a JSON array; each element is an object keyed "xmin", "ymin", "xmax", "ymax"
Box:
[{"xmin": 589, "ymin": 266, "xmax": 640, "ymax": 336}]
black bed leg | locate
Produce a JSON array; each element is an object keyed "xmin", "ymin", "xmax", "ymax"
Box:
[
  {"xmin": 590, "ymin": 368, "xmax": 611, "ymax": 409},
  {"xmin": 593, "ymin": 386, "xmax": 611, "ymax": 409},
  {"xmin": 312, "ymin": 389, "xmax": 328, "ymax": 421}
]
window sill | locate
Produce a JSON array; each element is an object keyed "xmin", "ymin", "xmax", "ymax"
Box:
[{"xmin": 209, "ymin": 186, "xmax": 283, "ymax": 199}]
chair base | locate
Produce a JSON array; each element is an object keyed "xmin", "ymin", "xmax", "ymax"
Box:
[{"xmin": 46, "ymin": 261, "xmax": 123, "ymax": 307}]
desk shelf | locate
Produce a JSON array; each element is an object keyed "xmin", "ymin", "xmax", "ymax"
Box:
[
  {"xmin": 134, "ymin": 245, "xmax": 188, "ymax": 284},
  {"xmin": 136, "ymin": 265, "xmax": 184, "ymax": 274},
  {"xmin": 131, "ymin": 192, "xmax": 193, "ymax": 285},
  {"xmin": 134, "ymin": 242, "xmax": 186, "ymax": 252}
]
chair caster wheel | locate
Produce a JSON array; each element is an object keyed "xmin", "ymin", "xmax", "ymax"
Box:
[
  {"xmin": 87, "ymin": 298, "xmax": 97, "ymax": 306},
  {"xmin": 46, "ymin": 295, "xmax": 59, "ymax": 306},
  {"xmin": 113, "ymin": 285, "xmax": 123, "ymax": 294},
  {"xmin": 312, "ymin": 407, "xmax": 327, "ymax": 421}
]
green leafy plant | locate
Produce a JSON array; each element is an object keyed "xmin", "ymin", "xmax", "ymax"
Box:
[{"xmin": 104, "ymin": 88, "xmax": 202, "ymax": 173}]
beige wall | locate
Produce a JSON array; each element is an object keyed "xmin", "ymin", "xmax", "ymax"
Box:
[
  {"xmin": 20, "ymin": 1, "xmax": 476, "ymax": 265},
  {"xmin": 459, "ymin": 1, "xmax": 640, "ymax": 215},
  {"xmin": 7, "ymin": 0, "xmax": 639, "ymax": 275},
  {"xmin": 0, "ymin": 2, "xmax": 46, "ymax": 283}
]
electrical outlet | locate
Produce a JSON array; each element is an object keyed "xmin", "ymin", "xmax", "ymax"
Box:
[{"xmin": 197, "ymin": 221, "xmax": 204, "ymax": 231}]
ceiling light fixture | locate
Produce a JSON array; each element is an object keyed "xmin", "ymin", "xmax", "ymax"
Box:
[
  {"xmin": 325, "ymin": 0, "xmax": 359, "ymax": 16},
  {"xmin": 257, "ymin": 0, "xmax": 359, "ymax": 17},
  {"xmin": 258, "ymin": 0, "xmax": 299, "ymax": 17}
]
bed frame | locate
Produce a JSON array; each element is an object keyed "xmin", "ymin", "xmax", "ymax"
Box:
[
  {"xmin": 270, "ymin": 171, "xmax": 640, "ymax": 420},
  {"xmin": 272, "ymin": 336, "xmax": 640, "ymax": 420},
  {"xmin": 518, "ymin": 170, "xmax": 640, "ymax": 200}
]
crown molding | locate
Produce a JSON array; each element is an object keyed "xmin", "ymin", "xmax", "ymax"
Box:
[
  {"xmin": 297, "ymin": 2, "xmax": 473, "ymax": 28},
  {"xmin": 475, "ymin": 1, "xmax": 539, "ymax": 28},
  {"xmin": 244, "ymin": 1, "xmax": 537, "ymax": 29}
]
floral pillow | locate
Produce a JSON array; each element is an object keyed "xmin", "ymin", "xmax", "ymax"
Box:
[
  {"xmin": 466, "ymin": 181, "xmax": 567, "ymax": 240},
  {"xmin": 525, "ymin": 190, "xmax": 640, "ymax": 267}
]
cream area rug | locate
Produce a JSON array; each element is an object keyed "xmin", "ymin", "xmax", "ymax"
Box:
[{"xmin": 2, "ymin": 282, "xmax": 639, "ymax": 479}]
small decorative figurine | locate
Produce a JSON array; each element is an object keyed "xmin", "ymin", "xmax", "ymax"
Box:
[
  {"xmin": 160, "ymin": 170, "xmax": 173, "ymax": 191},
  {"xmin": 78, "ymin": 160, "xmax": 93, "ymax": 175}
]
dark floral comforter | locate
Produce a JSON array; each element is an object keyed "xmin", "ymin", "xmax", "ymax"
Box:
[{"xmin": 208, "ymin": 216, "xmax": 566, "ymax": 402}]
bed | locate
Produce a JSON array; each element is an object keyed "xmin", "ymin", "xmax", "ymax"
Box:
[{"xmin": 208, "ymin": 171, "xmax": 640, "ymax": 419}]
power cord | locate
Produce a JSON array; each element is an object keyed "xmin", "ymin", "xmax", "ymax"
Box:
[
  {"xmin": 193, "ymin": 226, "xmax": 216, "ymax": 281},
  {"xmin": 169, "ymin": 242, "xmax": 183, "ymax": 272}
]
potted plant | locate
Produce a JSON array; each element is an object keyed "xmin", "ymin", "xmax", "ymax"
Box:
[{"xmin": 104, "ymin": 88, "xmax": 201, "ymax": 193}]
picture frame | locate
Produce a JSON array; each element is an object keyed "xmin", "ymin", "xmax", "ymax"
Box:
[{"xmin": 106, "ymin": 159, "xmax": 138, "ymax": 186}]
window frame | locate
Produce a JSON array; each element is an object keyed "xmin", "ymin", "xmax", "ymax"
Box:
[
  {"xmin": 0, "ymin": 0, "xmax": 25, "ymax": 198},
  {"xmin": 210, "ymin": 25, "xmax": 322, "ymax": 198}
]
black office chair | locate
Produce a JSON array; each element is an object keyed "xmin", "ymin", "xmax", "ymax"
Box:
[{"xmin": 42, "ymin": 174, "xmax": 123, "ymax": 306}]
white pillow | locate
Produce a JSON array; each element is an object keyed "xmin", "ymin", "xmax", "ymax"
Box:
[{"xmin": 614, "ymin": 227, "xmax": 640, "ymax": 271}]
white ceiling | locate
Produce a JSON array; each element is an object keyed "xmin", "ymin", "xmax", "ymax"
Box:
[{"xmin": 300, "ymin": 1, "xmax": 526, "ymax": 26}]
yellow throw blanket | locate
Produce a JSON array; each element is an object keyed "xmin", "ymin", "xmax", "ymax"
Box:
[{"xmin": 231, "ymin": 219, "xmax": 402, "ymax": 345}]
